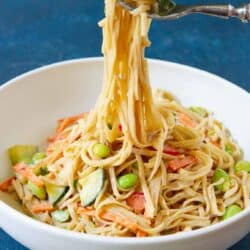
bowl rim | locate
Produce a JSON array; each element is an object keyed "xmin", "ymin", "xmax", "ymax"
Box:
[{"xmin": 0, "ymin": 57, "xmax": 250, "ymax": 245}]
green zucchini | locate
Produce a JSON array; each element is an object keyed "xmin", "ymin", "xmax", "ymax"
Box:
[
  {"xmin": 27, "ymin": 180, "xmax": 46, "ymax": 200},
  {"xmin": 8, "ymin": 145, "xmax": 38, "ymax": 165},
  {"xmin": 79, "ymin": 168, "xmax": 104, "ymax": 207},
  {"xmin": 45, "ymin": 183, "xmax": 68, "ymax": 205},
  {"xmin": 52, "ymin": 210, "xmax": 70, "ymax": 223}
]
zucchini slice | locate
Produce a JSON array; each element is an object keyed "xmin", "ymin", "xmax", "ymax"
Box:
[
  {"xmin": 52, "ymin": 210, "xmax": 70, "ymax": 223},
  {"xmin": 8, "ymin": 145, "xmax": 38, "ymax": 165},
  {"xmin": 45, "ymin": 183, "xmax": 68, "ymax": 205},
  {"xmin": 80, "ymin": 168, "xmax": 104, "ymax": 207},
  {"xmin": 27, "ymin": 180, "xmax": 46, "ymax": 200}
]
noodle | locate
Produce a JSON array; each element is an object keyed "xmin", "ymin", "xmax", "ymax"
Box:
[{"xmin": 2, "ymin": 0, "xmax": 250, "ymax": 237}]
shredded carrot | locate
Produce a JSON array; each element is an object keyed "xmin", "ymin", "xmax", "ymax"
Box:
[
  {"xmin": 78, "ymin": 206, "xmax": 95, "ymax": 216},
  {"xmin": 0, "ymin": 176, "xmax": 15, "ymax": 192},
  {"xmin": 211, "ymin": 140, "xmax": 220, "ymax": 148},
  {"xmin": 57, "ymin": 113, "xmax": 86, "ymax": 132},
  {"xmin": 48, "ymin": 133, "xmax": 67, "ymax": 143},
  {"xmin": 101, "ymin": 211, "xmax": 147, "ymax": 236},
  {"xmin": 31, "ymin": 203, "xmax": 54, "ymax": 213},
  {"xmin": 46, "ymin": 142, "xmax": 55, "ymax": 154},
  {"xmin": 58, "ymin": 112, "xmax": 87, "ymax": 123},
  {"xmin": 36, "ymin": 151, "xmax": 63, "ymax": 171},
  {"xmin": 178, "ymin": 113, "xmax": 197, "ymax": 128},
  {"xmin": 46, "ymin": 141, "xmax": 61, "ymax": 154},
  {"xmin": 168, "ymin": 155, "xmax": 197, "ymax": 171},
  {"xmin": 163, "ymin": 144, "xmax": 181, "ymax": 156},
  {"xmin": 48, "ymin": 112, "xmax": 87, "ymax": 144},
  {"xmin": 47, "ymin": 172, "xmax": 56, "ymax": 179},
  {"xmin": 101, "ymin": 212, "xmax": 138, "ymax": 231},
  {"xmin": 126, "ymin": 192, "xmax": 145, "ymax": 213},
  {"xmin": 70, "ymin": 130, "xmax": 82, "ymax": 143},
  {"xmin": 13, "ymin": 163, "xmax": 44, "ymax": 187},
  {"xmin": 136, "ymin": 230, "xmax": 147, "ymax": 237}
]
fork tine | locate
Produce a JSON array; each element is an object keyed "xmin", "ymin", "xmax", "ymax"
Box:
[
  {"xmin": 117, "ymin": 0, "xmax": 135, "ymax": 12},
  {"xmin": 117, "ymin": 0, "xmax": 179, "ymax": 19}
]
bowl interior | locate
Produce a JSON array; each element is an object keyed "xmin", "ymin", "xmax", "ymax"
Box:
[{"xmin": 0, "ymin": 58, "xmax": 250, "ymax": 210}]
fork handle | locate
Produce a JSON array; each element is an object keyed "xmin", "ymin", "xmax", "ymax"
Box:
[{"xmin": 192, "ymin": 4, "xmax": 250, "ymax": 22}]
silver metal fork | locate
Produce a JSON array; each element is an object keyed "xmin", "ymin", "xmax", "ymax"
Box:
[{"xmin": 118, "ymin": 1, "xmax": 250, "ymax": 22}]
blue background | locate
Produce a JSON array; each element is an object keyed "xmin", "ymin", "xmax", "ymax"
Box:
[{"xmin": 0, "ymin": 0, "xmax": 249, "ymax": 249}]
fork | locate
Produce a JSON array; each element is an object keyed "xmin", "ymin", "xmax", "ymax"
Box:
[{"xmin": 118, "ymin": 0, "xmax": 250, "ymax": 22}]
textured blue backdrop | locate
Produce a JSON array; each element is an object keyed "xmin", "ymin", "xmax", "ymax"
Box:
[{"xmin": 0, "ymin": 0, "xmax": 249, "ymax": 249}]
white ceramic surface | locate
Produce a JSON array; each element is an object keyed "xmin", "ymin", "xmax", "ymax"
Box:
[{"xmin": 0, "ymin": 58, "xmax": 250, "ymax": 250}]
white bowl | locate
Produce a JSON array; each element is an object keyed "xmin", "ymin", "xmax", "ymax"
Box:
[{"xmin": 0, "ymin": 58, "xmax": 250, "ymax": 250}]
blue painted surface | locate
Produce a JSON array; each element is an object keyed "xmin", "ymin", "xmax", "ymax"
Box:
[{"xmin": 0, "ymin": 0, "xmax": 249, "ymax": 249}]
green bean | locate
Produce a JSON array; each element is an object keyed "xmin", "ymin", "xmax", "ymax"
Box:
[
  {"xmin": 118, "ymin": 173, "xmax": 138, "ymax": 189},
  {"xmin": 93, "ymin": 143, "xmax": 110, "ymax": 158},
  {"xmin": 223, "ymin": 204, "xmax": 242, "ymax": 220},
  {"xmin": 212, "ymin": 168, "xmax": 230, "ymax": 192}
]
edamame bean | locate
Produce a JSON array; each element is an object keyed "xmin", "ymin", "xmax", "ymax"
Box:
[
  {"xmin": 235, "ymin": 161, "xmax": 250, "ymax": 173},
  {"xmin": 225, "ymin": 144, "xmax": 233, "ymax": 155},
  {"xmin": 223, "ymin": 204, "xmax": 242, "ymax": 220},
  {"xmin": 189, "ymin": 106, "xmax": 207, "ymax": 117},
  {"xmin": 32, "ymin": 152, "xmax": 46, "ymax": 163},
  {"xmin": 118, "ymin": 173, "xmax": 138, "ymax": 189},
  {"xmin": 208, "ymin": 129, "xmax": 215, "ymax": 137},
  {"xmin": 212, "ymin": 168, "xmax": 230, "ymax": 192},
  {"xmin": 93, "ymin": 143, "xmax": 110, "ymax": 158}
]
